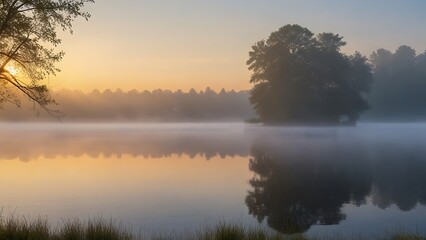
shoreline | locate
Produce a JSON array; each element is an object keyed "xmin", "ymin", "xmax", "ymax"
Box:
[{"xmin": 0, "ymin": 217, "xmax": 424, "ymax": 240}]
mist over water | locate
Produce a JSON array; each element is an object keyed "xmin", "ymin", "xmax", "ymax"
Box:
[
  {"xmin": 0, "ymin": 89, "xmax": 254, "ymax": 122},
  {"xmin": 2, "ymin": 1, "xmax": 426, "ymax": 238},
  {"xmin": 0, "ymin": 123, "xmax": 252, "ymax": 161},
  {"xmin": 1, "ymin": 123, "xmax": 426, "ymax": 236}
]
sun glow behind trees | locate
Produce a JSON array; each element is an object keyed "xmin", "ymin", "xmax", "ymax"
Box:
[
  {"xmin": 5, "ymin": 66, "xmax": 17, "ymax": 76},
  {"xmin": 0, "ymin": 0, "xmax": 93, "ymax": 117},
  {"xmin": 46, "ymin": 1, "xmax": 426, "ymax": 92}
]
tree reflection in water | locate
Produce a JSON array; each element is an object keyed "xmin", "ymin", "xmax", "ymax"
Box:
[
  {"xmin": 2, "ymin": 124, "xmax": 426, "ymax": 234},
  {"xmin": 246, "ymin": 143, "xmax": 426, "ymax": 234}
]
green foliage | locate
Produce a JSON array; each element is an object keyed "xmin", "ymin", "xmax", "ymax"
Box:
[
  {"xmin": 0, "ymin": 0, "xmax": 93, "ymax": 117},
  {"xmin": 247, "ymin": 24, "xmax": 373, "ymax": 124}
]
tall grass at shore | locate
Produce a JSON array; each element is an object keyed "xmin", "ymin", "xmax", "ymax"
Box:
[
  {"xmin": 0, "ymin": 216, "xmax": 424, "ymax": 240},
  {"xmin": 0, "ymin": 216, "xmax": 132, "ymax": 240}
]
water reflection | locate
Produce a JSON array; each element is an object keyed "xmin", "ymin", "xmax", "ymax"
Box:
[
  {"xmin": 246, "ymin": 137, "xmax": 426, "ymax": 233},
  {"xmin": 372, "ymin": 151, "xmax": 426, "ymax": 211},
  {"xmin": 1, "ymin": 123, "xmax": 426, "ymax": 235},
  {"xmin": 0, "ymin": 123, "xmax": 252, "ymax": 161}
]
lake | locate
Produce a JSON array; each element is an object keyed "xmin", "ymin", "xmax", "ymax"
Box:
[{"xmin": 0, "ymin": 123, "xmax": 426, "ymax": 237}]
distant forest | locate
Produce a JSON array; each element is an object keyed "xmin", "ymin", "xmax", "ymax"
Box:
[
  {"xmin": 0, "ymin": 88, "xmax": 254, "ymax": 122},
  {"xmin": 364, "ymin": 45, "xmax": 426, "ymax": 121},
  {"xmin": 1, "ymin": 45, "xmax": 426, "ymax": 123}
]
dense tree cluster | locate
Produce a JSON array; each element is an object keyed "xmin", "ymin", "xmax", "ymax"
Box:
[
  {"xmin": 247, "ymin": 24, "xmax": 372, "ymax": 124},
  {"xmin": 0, "ymin": 88, "xmax": 254, "ymax": 122},
  {"xmin": 365, "ymin": 46, "xmax": 426, "ymax": 121}
]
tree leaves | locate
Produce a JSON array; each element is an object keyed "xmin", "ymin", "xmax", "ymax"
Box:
[
  {"xmin": 247, "ymin": 24, "xmax": 373, "ymax": 124},
  {"xmin": 0, "ymin": 0, "xmax": 93, "ymax": 118}
]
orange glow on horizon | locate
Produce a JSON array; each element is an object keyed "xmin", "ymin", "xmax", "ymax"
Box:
[{"xmin": 50, "ymin": 55, "xmax": 252, "ymax": 92}]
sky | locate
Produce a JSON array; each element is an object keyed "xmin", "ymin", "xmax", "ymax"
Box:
[{"xmin": 51, "ymin": 0, "xmax": 426, "ymax": 92}]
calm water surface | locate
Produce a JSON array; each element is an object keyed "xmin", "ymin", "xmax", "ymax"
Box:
[{"xmin": 0, "ymin": 123, "xmax": 426, "ymax": 237}]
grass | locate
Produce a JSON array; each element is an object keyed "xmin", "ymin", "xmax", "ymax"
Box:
[
  {"xmin": 0, "ymin": 216, "xmax": 424, "ymax": 240},
  {"xmin": 0, "ymin": 216, "xmax": 132, "ymax": 240}
]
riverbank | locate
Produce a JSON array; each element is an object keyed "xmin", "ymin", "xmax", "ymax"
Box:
[{"xmin": 0, "ymin": 217, "xmax": 424, "ymax": 240}]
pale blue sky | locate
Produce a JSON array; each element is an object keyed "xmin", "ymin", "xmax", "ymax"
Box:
[{"xmin": 55, "ymin": 0, "xmax": 426, "ymax": 91}]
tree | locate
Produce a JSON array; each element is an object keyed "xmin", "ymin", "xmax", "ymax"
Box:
[
  {"xmin": 366, "ymin": 46, "xmax": 426, "ymax": 120},
  {"xmin": 247, "ymin": 24, "xmax": 372, "ymax": 124},
  {"xmin": 0, "ymin": 0, "xmax": 94, "ymax": 117}
]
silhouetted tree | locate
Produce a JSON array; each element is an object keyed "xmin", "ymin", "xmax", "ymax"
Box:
[
  {"xmin": 366, "ymin": 46, "xmax": 426, "ymax": 120},
  {"xmin": 0, "ymin": 0, "xmax": 93, "ymax": 117},
  {"xmin": 247, "ymin": 24, "xmax": 372, "ymax": 124}
]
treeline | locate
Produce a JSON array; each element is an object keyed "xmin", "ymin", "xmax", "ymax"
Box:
[
  {"xmin": 0, "ymin": 88, "xmax": 254, "ymax": 122},
  {"xmin": 2, "ymin": 46, "xmax": 426, "ymax": 123},
  {"xmin": 365, "ymin": 45, "xmax": 426, "ymax": 121},
  {"xmin": 245, "ymin": 24, "xmax": 426, "ymax": 124}
]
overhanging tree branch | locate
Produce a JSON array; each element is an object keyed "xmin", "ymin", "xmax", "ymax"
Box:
[{"xmin": 0, "ymin": 0, "xmax": 94, "ymax": 118}]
